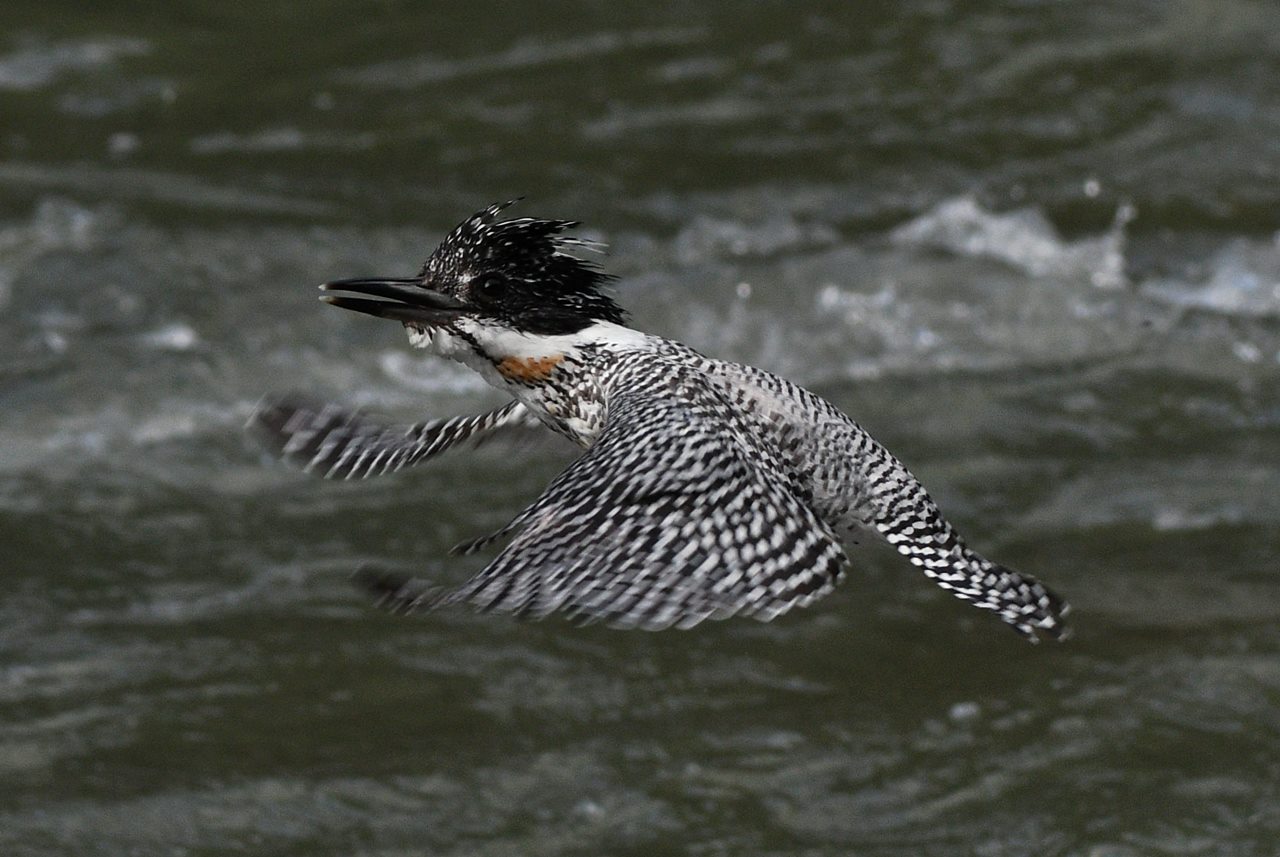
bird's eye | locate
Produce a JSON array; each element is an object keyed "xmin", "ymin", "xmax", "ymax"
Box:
[{"xmin": 471, "ymin": 275, "xmax": 507, "ymax": 304}]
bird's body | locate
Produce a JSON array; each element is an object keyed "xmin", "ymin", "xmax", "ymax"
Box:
[{"xmin": 251, "ymin": 203, "xmax": 1068, "ymax": 641}]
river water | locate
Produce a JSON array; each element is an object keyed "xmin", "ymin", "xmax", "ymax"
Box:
[{"xmin": 2, "ymin": 3, "xmax": 1278, "ymax": 855}]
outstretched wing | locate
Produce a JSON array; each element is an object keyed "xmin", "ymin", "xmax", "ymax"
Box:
[
  {"xmin": 863, "ymin": 452, "xmax": 1069, "ymax": 641},
  {"xmin": 248, "ymin": 395, "xmax": 539, "ymax": 480},
  {"xmin": 367, "ymin": 377, "xmax": 848, "ymax": 630}
]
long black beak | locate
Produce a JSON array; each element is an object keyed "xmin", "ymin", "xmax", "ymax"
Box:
[{"xmin": 319, "ymin": 277, "xmax": 468, "ymax": 325}]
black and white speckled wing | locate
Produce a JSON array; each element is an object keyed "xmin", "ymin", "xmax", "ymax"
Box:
[
  {"xmin": 369, "ymin": 374, "xmax": 848, "ymax": 630},
  {"xmin": 248, "ymin": 395, "xmax": 538, "ymax": 480},
  {"xmin": 697, "ymin": 360, "xmax": 1069, "ymax": 642},
  {"xmin": 860, "ymin": 450, "xmax": 1069, "ymax": 641}
]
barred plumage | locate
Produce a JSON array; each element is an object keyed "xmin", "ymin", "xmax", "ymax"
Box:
[
  {"xmin": 250, "ymin": 202, "xmax": 1069, "ymax": 642},
  {"xmin": 251, "ymin": 395, "xmax": 536, "ymax": 480}
]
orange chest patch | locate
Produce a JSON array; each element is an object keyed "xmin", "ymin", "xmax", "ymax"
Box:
[{"xmin": 496, "ymin": 354, "xmax": 565, "ymax": 383}]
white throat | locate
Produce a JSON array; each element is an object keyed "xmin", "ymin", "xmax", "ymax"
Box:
[
  {"xmin": 407, "ymin": 320, "xmax": 650, "ymax": 434},
  {"xmin": 408, "ymin": 319, "xmax": 646, "ymax": 364}
]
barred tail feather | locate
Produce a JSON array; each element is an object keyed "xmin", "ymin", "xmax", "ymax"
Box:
[{"xmin": 866, "ymin": 453, "xmax": 1070, "ymax": 641}]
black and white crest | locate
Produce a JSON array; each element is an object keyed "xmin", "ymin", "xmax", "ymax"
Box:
[{"xmin": 421, "ymin": 201, "xmax": 627, "ymax": 335}]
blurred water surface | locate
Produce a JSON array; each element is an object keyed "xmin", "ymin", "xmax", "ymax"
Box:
[{"xmin": 2, "ymin": 2, "xmax": 1278, "ymax": 855}]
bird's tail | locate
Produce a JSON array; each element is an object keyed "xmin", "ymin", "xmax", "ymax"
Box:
[
  {"xmin": 867, "ymin": 453, "xmax": 1070, "ymax": 641},
  {"xmin": 962, "ymin": 556, "xmax": 1070, "ymax": 642}
]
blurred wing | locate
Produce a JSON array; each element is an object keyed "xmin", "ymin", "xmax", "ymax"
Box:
[
  {"xmin": 248, "ymin": 395, "xmax": 539, "ymax": 480},
  {"xmin": 368, "ymin": 379, "xmax": 848, "ymax": 630}
]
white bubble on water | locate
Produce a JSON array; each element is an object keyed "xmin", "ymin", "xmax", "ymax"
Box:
[{"xmin": 140, "ymin": 323, "xmax": 199, "ymax": 351}]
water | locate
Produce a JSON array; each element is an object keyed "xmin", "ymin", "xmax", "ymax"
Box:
[{"xmin": 2, "ymin": 2, "xmax": 1279, "ymax": 854}]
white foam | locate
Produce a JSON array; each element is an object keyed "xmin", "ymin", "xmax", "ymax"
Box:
[
  {"xmin": 1143, "ymin": 234, "xmax": 1280, "ymax": 318},
  {"xmin": 890, "ymin": 195, "xmax": 1132, "ymax": 289}
]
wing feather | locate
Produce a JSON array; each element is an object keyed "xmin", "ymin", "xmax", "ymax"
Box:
[
  {"xmin": 391, "ymin": 372, "xmax": 848, "ymax": 630},
  {"xmin": 248, "ymin": 395, "xmax": 538, "ymax": 480}
]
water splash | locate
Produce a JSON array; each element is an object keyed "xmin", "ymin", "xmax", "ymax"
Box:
[
  {"xmin": 890, "ymin": 195, "xmax": 1133, "ymax": 289},
  {"xmin": 1143, "ymin": 234, "xmax": 1280, "ymax": 318}
]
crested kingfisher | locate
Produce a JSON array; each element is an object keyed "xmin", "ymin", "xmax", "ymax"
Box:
[{"xmin": 250, "ymin": 202, "xmax": 1069, "ymax": 641}]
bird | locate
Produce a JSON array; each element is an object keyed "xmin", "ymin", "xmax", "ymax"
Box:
[{"xmin": 248, "ymin": 201, "xmax": 1069, "ymax": 642}]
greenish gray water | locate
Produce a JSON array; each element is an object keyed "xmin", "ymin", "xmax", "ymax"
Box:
[{"xmin": 2, "ymin": 2, "xmax": 1279, "ymax": 855}]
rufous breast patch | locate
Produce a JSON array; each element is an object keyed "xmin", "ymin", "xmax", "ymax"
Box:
[{"xmin": 496, "ymin": 354, "xmax": 564, "ymax": 383}]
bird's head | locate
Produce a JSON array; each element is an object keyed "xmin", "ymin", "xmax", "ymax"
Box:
[{"xmin": 320, "ymin": 202, "xmax": 628, "ymax": 362}]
